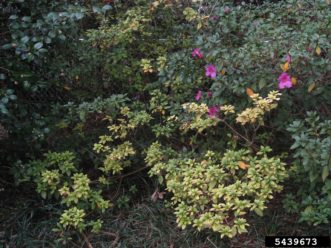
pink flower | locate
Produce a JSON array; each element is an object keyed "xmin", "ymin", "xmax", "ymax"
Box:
[
  {"xmin": 286, "ymin": 54, "xmax": 292, "ymax": 63},
  {"xmin": 208, "ymin": 106, "xmax": 219, "ymax": 118},
  {"xmin": 192, "ymin": 48, "xmax": 203, "ymax": 59},
  {"xmin": 205, "ymin": 64, "xmax": 217, "ymax": 79},
  {"xmin": 195, "ymin": 90, "xmax": 202, "ymax": 101},
  {"xmin": 224, "ymin": 6, "xmax": 231, "ymax": 14},
  {"xmin": 207, "ymin": 91, "xmax": 213, "ymax": 98},
  {"xmin": 278, "ymin": 72, "xmax": 293, "ymax": 89}
]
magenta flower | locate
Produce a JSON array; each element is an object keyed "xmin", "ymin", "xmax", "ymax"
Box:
[
  {"xmin": 286, "ymin": 54, "xmax": 292, "ymax": 63},
  {"xmin": 192, "ymin": 48, "xmax": 203, "ymax": 59},
  {"xmin": 205, "ymin": 64, "xmax": 217, "ymax": 79},
  {"xmin": 208, "ymin": 106, "xmax": 219, "ymax": 118},
  {"xmin": 278, "ymin": 72, "xmax": 293, "ymax": 89},
  {"xmin": 195, "ymin": 90, "xmax": 202, "ymax": 101},
  {"xmin": 207, "ymin": 91, "xmax": 213, "ymax": 98}
]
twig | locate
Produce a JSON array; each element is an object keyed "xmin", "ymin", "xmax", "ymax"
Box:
[
  {"xmin": 91, "ymin": 166, "xmax": 149, "ymax": 185},
  {"xmin": 0, "ymin": 66, "xmax": 11, "ymax": 72},
  {"xmin": 101, "ymin": 231, "xmax": 119, "ymax": 248},
  {"xmin": 220, "ymin": 119, "xmax": 258, "ymax": 151},
  {"xmin": 101, "ymin": 231, "xmax": 118, "ymax": 238},
  {"xmin": 81, "ymin": 232, "xmax": 93, "ymax": 248},
  {"xmin": 110, "ymin": 165, "xmax": 149, "ymax": 180},
  {"xmin": 110, "ymin": 176, "xmax": 123, "ymax": 201},
  {"xmin": 207, "ymin": 237, "xmax": 218, "ymax": 248}
]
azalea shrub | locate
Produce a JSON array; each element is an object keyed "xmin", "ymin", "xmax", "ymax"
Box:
[
  {"xmin": 146, "ymin": 89, "xmax": 288, "ymax": 238},
  {"xmin": 153, "ymin": 0, "xmax": 331, "ymax": 226},
  {"xmin": 146, "ymin": 143, "xmax": 287, "ymax": 238}
]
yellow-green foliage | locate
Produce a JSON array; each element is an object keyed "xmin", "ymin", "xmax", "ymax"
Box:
[
  {"xmin": 146, "ymin": 90, "xmax": 287, "ymax": 238},
  {"xmin": 236, "ymin": 91, "xmax": 281, "ymax": 125},
  {"xmin": 87, "ymin": 6, "xmax": 152, "ymax": 49},
  {"xmin": 141, "ymin": 58, "xmax": 154, "ymax": 73},
  {"xmin": 94, "ymin": 107, "xmax": 152, "ymax": 174},
  {"xmin": 146, "ymin": 143, "xmax": 288, "ymax": 238},
  {"xmin": 181, "ymin": 102, "xmax": 219, "ymax": 133},
  {"xmin": 183, "ymin": 6, "xmax": 209, "ymax": 30},
  {"xmin": 59, "ymin": 207, "xmax": 86, "ymax": 232},
  {"xmin": 28, "ymin": 152, "xmax": 110, "ymax": 233},
  {"xmin": 180, "ymin": 90, "xmax": 281, "ymax": 134}
]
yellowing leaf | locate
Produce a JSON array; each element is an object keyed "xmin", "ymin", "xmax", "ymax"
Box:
[
  {"xmin": 291, "ymin": 77, "xmax": 297, "ymax": 86},
  {"xmin": 197, "ymin": 22, "xmax": 202, "ymax": 30},
  {"xmin": 316, "ymin": 46, "xmax": 321, "ymax": 56},
  {"xmin": 221, "ymin": 69, "xmax": 226, "ymax": 75},
  {"xmin": 63, "ymin": 85, "xmax": 71, "ymax": 91},
  {"xmin": 246, "ymin": 88, "xmax": 255, "ymax": 97},
  {"xmin": 308, "ymin": 82, "xmax": 316, "ymax": 93},
  {"xmin": 304, "ymin": 206, "xmax": 313, "ymax": 213},
  {"xmin": 322, "ymin": 166, "xmax": 329, "ymax": 182},
  {"xmin": 238, "ymin": 161, "xmax": 249, "ymax": 170},
  {"xmin": 280, "ymin": 62, "xmax": 289, "ymax": 72}
]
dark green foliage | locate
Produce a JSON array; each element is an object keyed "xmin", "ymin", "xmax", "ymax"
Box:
[{"xmin": 285, "ymin": 112, "xmax": 331, "ymax": 225}]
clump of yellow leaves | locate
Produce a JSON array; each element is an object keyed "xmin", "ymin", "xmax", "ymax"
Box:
[
  {"xmin": 141, "ymin": 58, "xmax": 154, "ymax": 73},
  {"xmin": 182, "ymin": 102, "xmax": 209, "ymax": 116},
  {"xmin": 146, "ymin": 143, "xmax": 288, "ymax": 238},
  {"xmin": 236, "ymin": 91, "xmax": 281, "ymax": 125},
  {"xmin": 183, "ymin": 6, "xmax": 209, "ymax": 30},
  {"xmin": 181, "ymin": 103, "xmax": 218, "ymax": 133},
  {"xmin": 94, "ymin": 107, "xmax": 152, "ymax": 174},
  {"xmin": 220, "ymin": 105, "xmax": 235, "ymax": 115}
]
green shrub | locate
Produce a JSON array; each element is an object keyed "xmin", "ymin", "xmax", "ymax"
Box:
[
  {"xmin": 285, "ymin": 111, "xmax": 331, "ymax": 225},
  {"xmin": 15, "ymin": 151, "xmax": 110, "ymax": 233}
]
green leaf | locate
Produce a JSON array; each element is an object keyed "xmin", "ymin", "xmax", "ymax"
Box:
[
  {"xmin": 41, "ymin": 191, "xmax": 47, "ymax": 199},
  {"xmin": 2, "ymin": 97, "xmax": 9, "ymax": 104},
  {"xmin": 322, "ymin": 166, "xmax": 329, "ymax": 182},
  {"xmin": 74, "ymin": 13, "xmax": 84, "ymax": 19},
  {"xmin": 48, "ymin": 31, "xmax": 56, "ymax": 38},
  {"xmin": 303, "ymin": 205, "xmax": 313, "ymax": 213},
  {"xmin": 34, "ymin": 42, "xmax": 43, "ymax": 50},
  {"xmin": 0, "ymin": 105, "xmax": 8, "ymax": 114},
  {"xmin": 2, "ymin": 44, "xmax": 13, "ymax": 50},
  {"xmin": 92, "ymin": 6, "xmax": 101, "ymax": 13},
  {"xmin": 9, "ymin": 95, "xmax": 17, "ymax": 100},
  {"xmin": 22, "ymin": 16, "xmax": 31, "ymax": 22},
  {"xmin": 21, "ymin": 36, "xmax": 30, "ymax": 44},
  {"xmin": 308, "ymin": 82, "xmax": 316, "ymax": 93},
  {"xmin": 309, "ymin": 170, "xmax": 318, "ymax": 183},
  {"xmin": 9, "ymin": 15, "xmax": 18, "ymax": 20},
  {"xmin": 102, "ymin": 5, "xmax": 112, "ymax": 13},
  {"xmin": 158, "ymin": 175, "xmax": 164, "ymax": 184},
  {"xmin": 254, "ymin": 208, "xmax": 263, "ymax": 216},
  {"xmin": 208, "ymin": 180, "xmax": 217, "ymax": 189}
]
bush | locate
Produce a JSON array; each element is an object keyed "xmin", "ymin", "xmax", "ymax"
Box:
[
  {"xmin": 15, "ymin": 151, "xmax": 110, "ymax": 234},
  {"xmin": 285, "ymin": 112, "xmax": 331, "ymax": 225}
]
